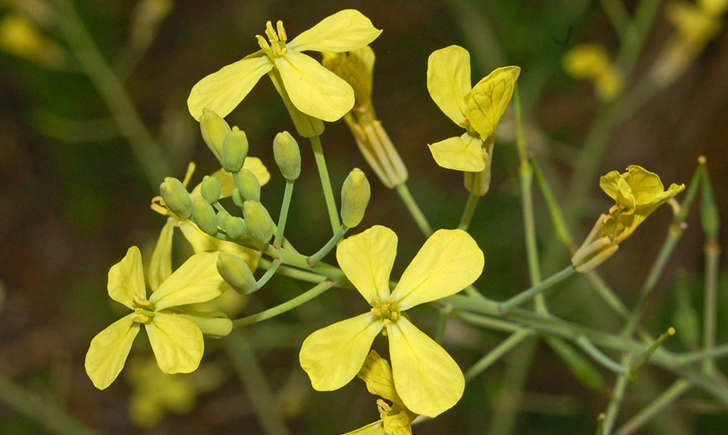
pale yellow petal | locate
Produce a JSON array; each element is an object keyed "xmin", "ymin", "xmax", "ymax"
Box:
[
  {"xmin": 146, "ymin": 312, "xmax": 204, "ymax": 374},
  {"xmin": 428, "ymin": 133, "xmax": 485, "ymax": 172},
  {"xmin": 336, "ymin": 225, "xmax": 397, "ymax": 305},
  {"xmin": 150, "ymin": 252, "xmax": 225, "ymax": 311},
  {"xmin": 357, "ymin": 350, "xmax": 398, "ymax": 403},
  {"xmin": 85, "ymin": 314, "xmax": 140, "ymax": 390},
  {"xmin": 177, "ymin": 220, "xmax": 260, "ymax": 269},
  {"xmin": 563, "ymin": 44, "xmax": 611, "ymax": 79},
  {"xmin": 464, "ymin": 66, "xmax": 520, "ymax": 140},
  {"xmin": 187, "ymin": 55, "xmax": 273, "ymax": 121},
  {"xmin": 288, "ymin": 9, "xmax": 381, "ymax": 53},
  {"xmin": 427, "ymin": 45, "xmax": 471, "ymax": 126},
  {"xmin": 623, "ymin": 165, "xmax": 666, "ymax": 206},
  {"xmin": 243, "ymin": 157, "xmax": 271, "ymax": 186},
  {"xmin": 387, "ymin": 317, "xmax": 464, "ymax": 418},
  {"xmin": 108, "ymin": 246, "xmax": 146, "ymax": 309},
  {"xmin": 382, "ymin": 410, "xmax": 413, "ymax": 435},
  {"xmin": 599, "ymin": 169, "xmax": 634, "ymax": 210},
  {"xmin": 149, "ymin": 219, "xmax": 174, "ymax": 292},
  {"xmin": 344, "ymin": 421, "xmax": 385, "ymax": 435},
  {"xmin": 275, "ymin": 51, "xmax": 354, "ymax": 121},
  {"xmin": 391, "ymin": 229, "xmax": 484, "ymax": 310},
  {"xmin": 299, "ymin": 313, "xmax": 383, "ymax": 391}
]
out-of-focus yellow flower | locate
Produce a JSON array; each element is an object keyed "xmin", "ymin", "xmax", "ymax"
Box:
[
  {"xmin": 426, "ymin": 45, "xmax": 520, "ymax": 172},
  {"xmin": 85, "ymin": 247, "xmax": 230, "ymax": 390},
  {"xmin": 299, "ymin": 225, "xmax": 484, "ymax": 417},
  {"xmin": 322, "ymin": 46, "xmax": 375, "ymax": 112},
  {"xmin": 345, "ymin": 350, "xmax": 416, "ymax": 435},
  {"xmin": 187, "ymin": 9, "xmax": 381, "ymax": 122},
  {"xmin": 0, "ymin": 13, "xmax": 65, "ymax": 68},
  {"xmin": 126, "ymin": 358, "xmax": 196, "ymax": 427},
  {"xmin": 563, "ymin": 44, "xmax": 623, "ymax": 101},
  {"xmin": 571, "ymin": 165, "xmax": 685, "ymax": 272}
]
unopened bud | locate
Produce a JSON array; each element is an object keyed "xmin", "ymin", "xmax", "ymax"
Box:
[
  {"xmin": 200, "ymin": 109, "xmax": 230, "ymax": 162},
  {"xmin": 217, "ymin": 252, "xmax": 256, "ymax": 294},
  {"xmin": 160, "ymin": 177, "xmax": 192, "ymax": 218},
  {"xmin": 233, "ymin": 169, "xmax": 260, "ymax": 202},
  {"xmin": 340, "ymin": 168, "xmax": 371, "ymax": 228},
  {"xmin": 222, "ymin": 216, "xmax": 246, "ymax": 239},
  {"xmin": 192, "ymin": 197, "xmax": 218, "ymax": 235},
  {"xmin": 232, "ymin": 188, "xmax": 244, "ymax": 208},
  {"xmin": 244, "ymin": 200, "xmax": 274, "ymax": 244},
  {"xmin": 273, "ymin": 131, "xmax": 301, "ymax": 181},
  {"xmin": 201, "ymin": 175, "xmax": 221, "ymax": 203},
  {"xmin": 221, "ymin": 126, "xmax": 249, "ymax": 172}
]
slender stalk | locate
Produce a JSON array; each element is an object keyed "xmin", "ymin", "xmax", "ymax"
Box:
[
  {"xmin": 309, "ymin": 135, "xmax": 341, "ymax": 233},
  {"xmin": 255, "ymin": 259, "xmax": 281, "ymax": 291},
  {"xmin": 395, "ymin": 183, "xmax": 433, "ymax": 236},
  {"xmin": 615, "ymin": 380, "xmax": 691, "ymax": 435},
  {"xmin": 601, "ymin": 0, "xmax": 631, "ymax": 39},
  {"xmin": 678, "ymin": 343, "xmax": 728, "ymax": 366},
  {"xmin": 703, "ymin": 238, "xmax": 720, "ymax": 373},
  {"xmin": 234, "ymin": 280, "xmax": 335, "ymax": 327},
  {"xmin": 488, "ymin": 339, "xmax": 536, "ymax": 435},
  {"xmin": 258, "ymin": 258, "xmax": 327, "ymax": 283},
  {"xmin": 274, "ymin": 181, "xmax": 294, "ymax": 248},
  {"xmin": 307, "ymin": 225, "xmax": 347, "ymax": 266},
  {"xmin": 458, "ymin": 192, "xmax": 480, "ymax": 230},
  {"xmin": 434, "ymin": 305, "xmax": 452, "ymax": 343},
  {"xmin": 576, "ymin": 336, "xmax": 626, "ymax": 373},
  {"xmin": 466, "ymin": 329, "xmax": 533, "ymax": 381},
  {"xmin": 604, "ymin": 358, "xmax": 631, "ymax": 434},
  {"xmin": 497, "ymin": 266, "xmax": 576, "ymax": 314}
]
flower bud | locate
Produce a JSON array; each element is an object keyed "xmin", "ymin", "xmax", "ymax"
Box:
[
  {"xmin": 233, "ymin": 169, "xmax": 261, "ymax": 202},
  {"xmin": 159, "ymin": 177, "xmax": 192, "ymax": 218},
  {"xmin": 232, "ymin": 188, "xmax": 244, "ymax": 208},
  {"xmin": 221, "ymin": 126, "xmax": 249, "ymax": 173},
  {"xmin": 340, "ymin": 168, "xmax": 371, "ymax": 228},
  {"xmin": 200, "ymin": 109, "xmax": 230, "ymax": 162},
  {"xmin": 192, "ymin": 197, "xmax": 218, "ymax": 235},
  {"xmin": 273, "ymin": 131, "xmax": 301, "ymax": 181},
  {"xmin": 216, "ymin": 252, "xmax": 256, "ymax": 294},
  {"xmin": 201, "ymin": 175, "xmax": 221, "ymax": 204},
  {"xmin": 243, "ymin": 200, "xmax": 274, "ymax": 244},
  {"xmin": 222, "ymin": 216, "xmax": 246, "ymax": 239}
]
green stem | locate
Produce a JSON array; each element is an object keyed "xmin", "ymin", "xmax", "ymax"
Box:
[
  {"xmin": 395, "ymin": 183, "xmax": 433, "ymax": 236},
  {"xmin": 678, "ymin": 343, "xmax": 728, "ymax": 366},
  {"xmin": 234, "ymin": 280, "xmax": 335, "ymax": 327},
  {"xmin": 600, "ymin": 0, "xmax": 631, "ymax": 39},
  {"xmin": 465, "ymin": 329, "xmax": 533, "ymax": 381},
  {"xmin": 604, "ymin": 355, "xmax": 632, "ymax": 434},
  {"xmin": 309, "ymin": 135, "xmax": 341, "ymax": 233},
  {"xmin": 703, "ymin": 239, "xmax": 720, "ymax": 374},
  {"xmin": 434, "ymin": 305, "xmax": 452, "ymax": 343},
  {"xmin": 258, "ymin": 258, "xmax": 327, "ymax": 283},
  {"xmin": 615, "ymin": 380, "xmax": 691, "ymax": 435},
  {"xmin": 576, "ymin": 336, "xmax": 626, "ymax": 373},
  {"xmin": 255, "ymin": 259, "xmax": 281, "ymax": 291},
  {"xmin": 458, "ymin": 192, "xmax": 480, "ymax": 230},
  {"xmin": 307, "ymin": 225, "xmax": 347, "ymax": 266},
  {"xmin": 497, "ymin": 266, "xmax": 576, "ymax": 314},
  {"xmin": 274, "ymin": 181, "xmax": 294, "ymax": 248}
]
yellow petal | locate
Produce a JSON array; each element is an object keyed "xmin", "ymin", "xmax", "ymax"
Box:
[
  {"xmin": 387, "ymin": 317, "xmax": 464, "ymax": 418},
  {"xmin": 563, "ymin": 44, "xmax": 611, "ymax": 79},
  {"xmin": 427, "ymin": 45, "xmax": 471, "ymax": 126},
  {"xmin": 382, "ymin": 410, "xmax": 413, "ymax": 435},
  {"xmin": 146, "ymin": 312, "xmax": 204, "ymax": 374},
  {"xmin": 336, "ymin": 225, "xmax": 397, "ymax": 305},
  {"xmin": 243, "ymin": 157, "xmax": 271, "ymax": 186},
  {"xmin": 428, "ymin": 133, "xmax": 485, "ymax": 172},
  {"xmin": 288, "ymin": 9, "xmax": 381, "ymax": 53},
  {"xmin": 149, "ymin": 219, "xmax": 174, "ymax": 292},
  {"xmin": 391, "ymin": 229, "xmax": 484, "ymax": 310},
  {"xmin": 150, "ymin": 252, "xmax": 225, "ymax": 311},
  {"xmin": 623, "ymin": 165, "xmax": 667, "ymax": 206},
  {"xmin": 187, "ymin": 55, "xmax": 273, "ymax": 121},
  {"xmin": 108, "ymin": 246, "xmax": 146, "ymax": 309},
  {"xmin": 85, "ymin": 314, "xmax": 140, "ymax": 390},
  {"xmin": 464, "ymin": 66, "xmax": 520, "ymax": 140},
  {"xmin": 299, "ymin": 313, "xmax": 383, "ymax": 391},
  {"xmin": 275, "ymin": 50, "xmax": 354, "ymax": 121},
  {"xmin": 177, "ymin": 220, "xmax": 260, "ymax": 269},
  {"xmin": 344, "ymin": 421, "xmax": 385, "ymax": 435},
  {"xmin": 599, "ymin": 170, "xmax": 636, "ymax": 212},
  {"xmin": 358, "ymin": 350, "xmax": 398, "ymax": 403}
]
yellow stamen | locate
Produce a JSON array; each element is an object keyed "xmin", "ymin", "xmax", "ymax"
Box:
[
  {"xmin": 265, "ymin": 21, "xmax": 278, "ymax": 42},
  {"xmin": 276, "ymin": 20, "xmax": 287, "ymax": 42}
]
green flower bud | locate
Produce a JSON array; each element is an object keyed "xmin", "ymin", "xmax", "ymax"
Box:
[
  {"xmin": 201, "ymin": 175, "xmax": 221, "ymax": 204},
  {"xmin": 200, "ymin": 109, "xmax": 230, "ymax": 162},
  {"xmin": 243, "ymin": 200, "xmax": 274, "ymax": 244},
  {"xmin": 222, "ymin": 216, "xmax": 246, "ymax": 239},
  {"xmin": 192, "ymin": 197, "xmax": 218, "ymax": 235},
  {"xmin": 232, "ymin": 188, "xmax": 244, "ymax": 208},
  {"xmin": 340, "ymin": 168, "xmax": 371, "ymax": 228},
  {"xmin": 221, "ymin": 126, "xmax": 249, "ymax": 173},
  {"xmin": 273, "ymin": 131, "xmax": 301, "ymax": 181},
  {"xmin": 233, "ymin": 169, "xmax": 261, "ymax": 202},
  {"xmin": 216, "ymin": 252, "xmax": 256, "ymax": 294},
  {"xmin": 160, "ymin": 177, "xmax": 192, "ymax": 218}
]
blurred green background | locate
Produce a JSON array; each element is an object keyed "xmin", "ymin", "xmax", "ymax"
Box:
[{"xmin": 1, "ymin": 0, "xmax": 727, "ymax": 433}]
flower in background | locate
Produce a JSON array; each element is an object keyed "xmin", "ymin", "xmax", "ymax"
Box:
[{"xmin": 562, "ymin": 43, "xmax": 623, "ymax": 101}]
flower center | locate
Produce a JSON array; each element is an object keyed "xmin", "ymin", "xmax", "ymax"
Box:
[
  {"xmin": 131, "ymin": 297, "xmax": 155, "ymax": 324},
  {"xmin": 371, "ymin": 299, "xmax": 400, "ymax": 323},
  {"xmin": 256, "ymin": 20, "xmax": 288, "ymax": 57}
]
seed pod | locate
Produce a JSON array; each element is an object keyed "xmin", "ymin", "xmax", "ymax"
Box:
[
  {"xmin": 223, "ymin": 216, "xmax": 246, "ymax": 239},
  {"xmin": 200, "ymin": 175, "xmax": 221, "ymax": 204},
  {"xmin": 273, "ymin": 131, "xmax": 301, "ymax": 181},
  {"xmin": 244, "ymin": 200, "xmax": 274, "ymax": 244},
  {"xmin": 159, "ymin": 177, "xmax": 192, "ymax": 218},
  {"xmin": 200, "ymin": 109, "xmax": 230, "ymax": 162},
  {"xmin": 192, "ymin": 197, "xmax": 218, "ymax": 235},
  {"xmin": 216, "ymin": 252, "xmax": 256, "ymax": 294},
  {"xmin": 221, "ymin": 126, "xmax": 249, "ymax": 173},
  {"xmin": 340, "ymin": 168, "xmax": 371, "ymax": 228}
]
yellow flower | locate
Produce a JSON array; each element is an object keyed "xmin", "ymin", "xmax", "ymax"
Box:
[
  {"xmin": 666, "ymin": 1, "xmax": 722, "ymax": 48},
  {"xmin": 345, "ymin": 350, "xmax": 416, "ymax": 435},
  {"xmin": 299, "ymin": 225, "xmax": 484, "ymax": 417},
  {"xmin": 85, "ymin": 247, "xmax": 231, "ymax": 390},
  {"xmin": 0, "ymin": 13, "xmax": 65, "ymax": 68},
  {"xmin": 187, "ymin": 9, "xmax": 381, "ymax": 122},
  {"xmin": 126, "ymin": 358, "xmax": 196, "ymax": 427},
  {"xmin": 571, "ymin": 165, "xmax": 685, "ymax": 272},
  {"xmin": 426, "ymin": 45, "xmax": 520, "ymax": 171},
  {"xmin": 563, "ymin": 44, "xmax": 623, "ymax": 101}
]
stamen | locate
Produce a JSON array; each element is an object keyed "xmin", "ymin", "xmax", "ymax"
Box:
[
  {"xmin": 132, "ymin": 296, "xmax": 152, "ymax": 309},
  {"xmin": 265, "ymin": 21, "xmax": 278, "ymax": 42},
  {"xmin": 276, "ymin": 20, "xmax": 287, "ymax": 42},
  {"xmin": 255, "ymin": 34, "xmax": 270, "ymax": 51}
]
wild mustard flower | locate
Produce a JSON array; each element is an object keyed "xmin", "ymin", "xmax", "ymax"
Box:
[
  {"xmin": 426, "ymin": 45, "xmax": 520, "ymax": 172},
  {"xmin": 562, "ymin": 44, "xmax": 623, "ymax": 101},
  {"xmin": 299, "ymin": 225, "xmax": 484, "ymax": 417},
  {"xmin": 85, "ymin": 247, "xmax": 230, "ymax": 390},
  {"xmin": 571, "ymin": 165, "xmax": 685, "ymax": 272},
  {"xmin": 187, "ymin": 9, "xmax": 381, "ymax": 122}
]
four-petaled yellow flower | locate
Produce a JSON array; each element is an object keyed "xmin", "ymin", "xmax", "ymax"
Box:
[
  {"xmin": 299, "ymin": 225, "xmax": 484, "ymax": 417},
  {"xmin": 427, "ymin": 45, "xmax": 520, "ymax": 172},
  {"xmin": 85, "ymin": 247, "xmax": 230, "ymax": 390},
  {"xmin": 187, "ymin": 9, "xmax": 381, "ymax": 122},
  {"xmin": 562, "ymin": 43, "xmax": 623, "ymax": 101}
]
